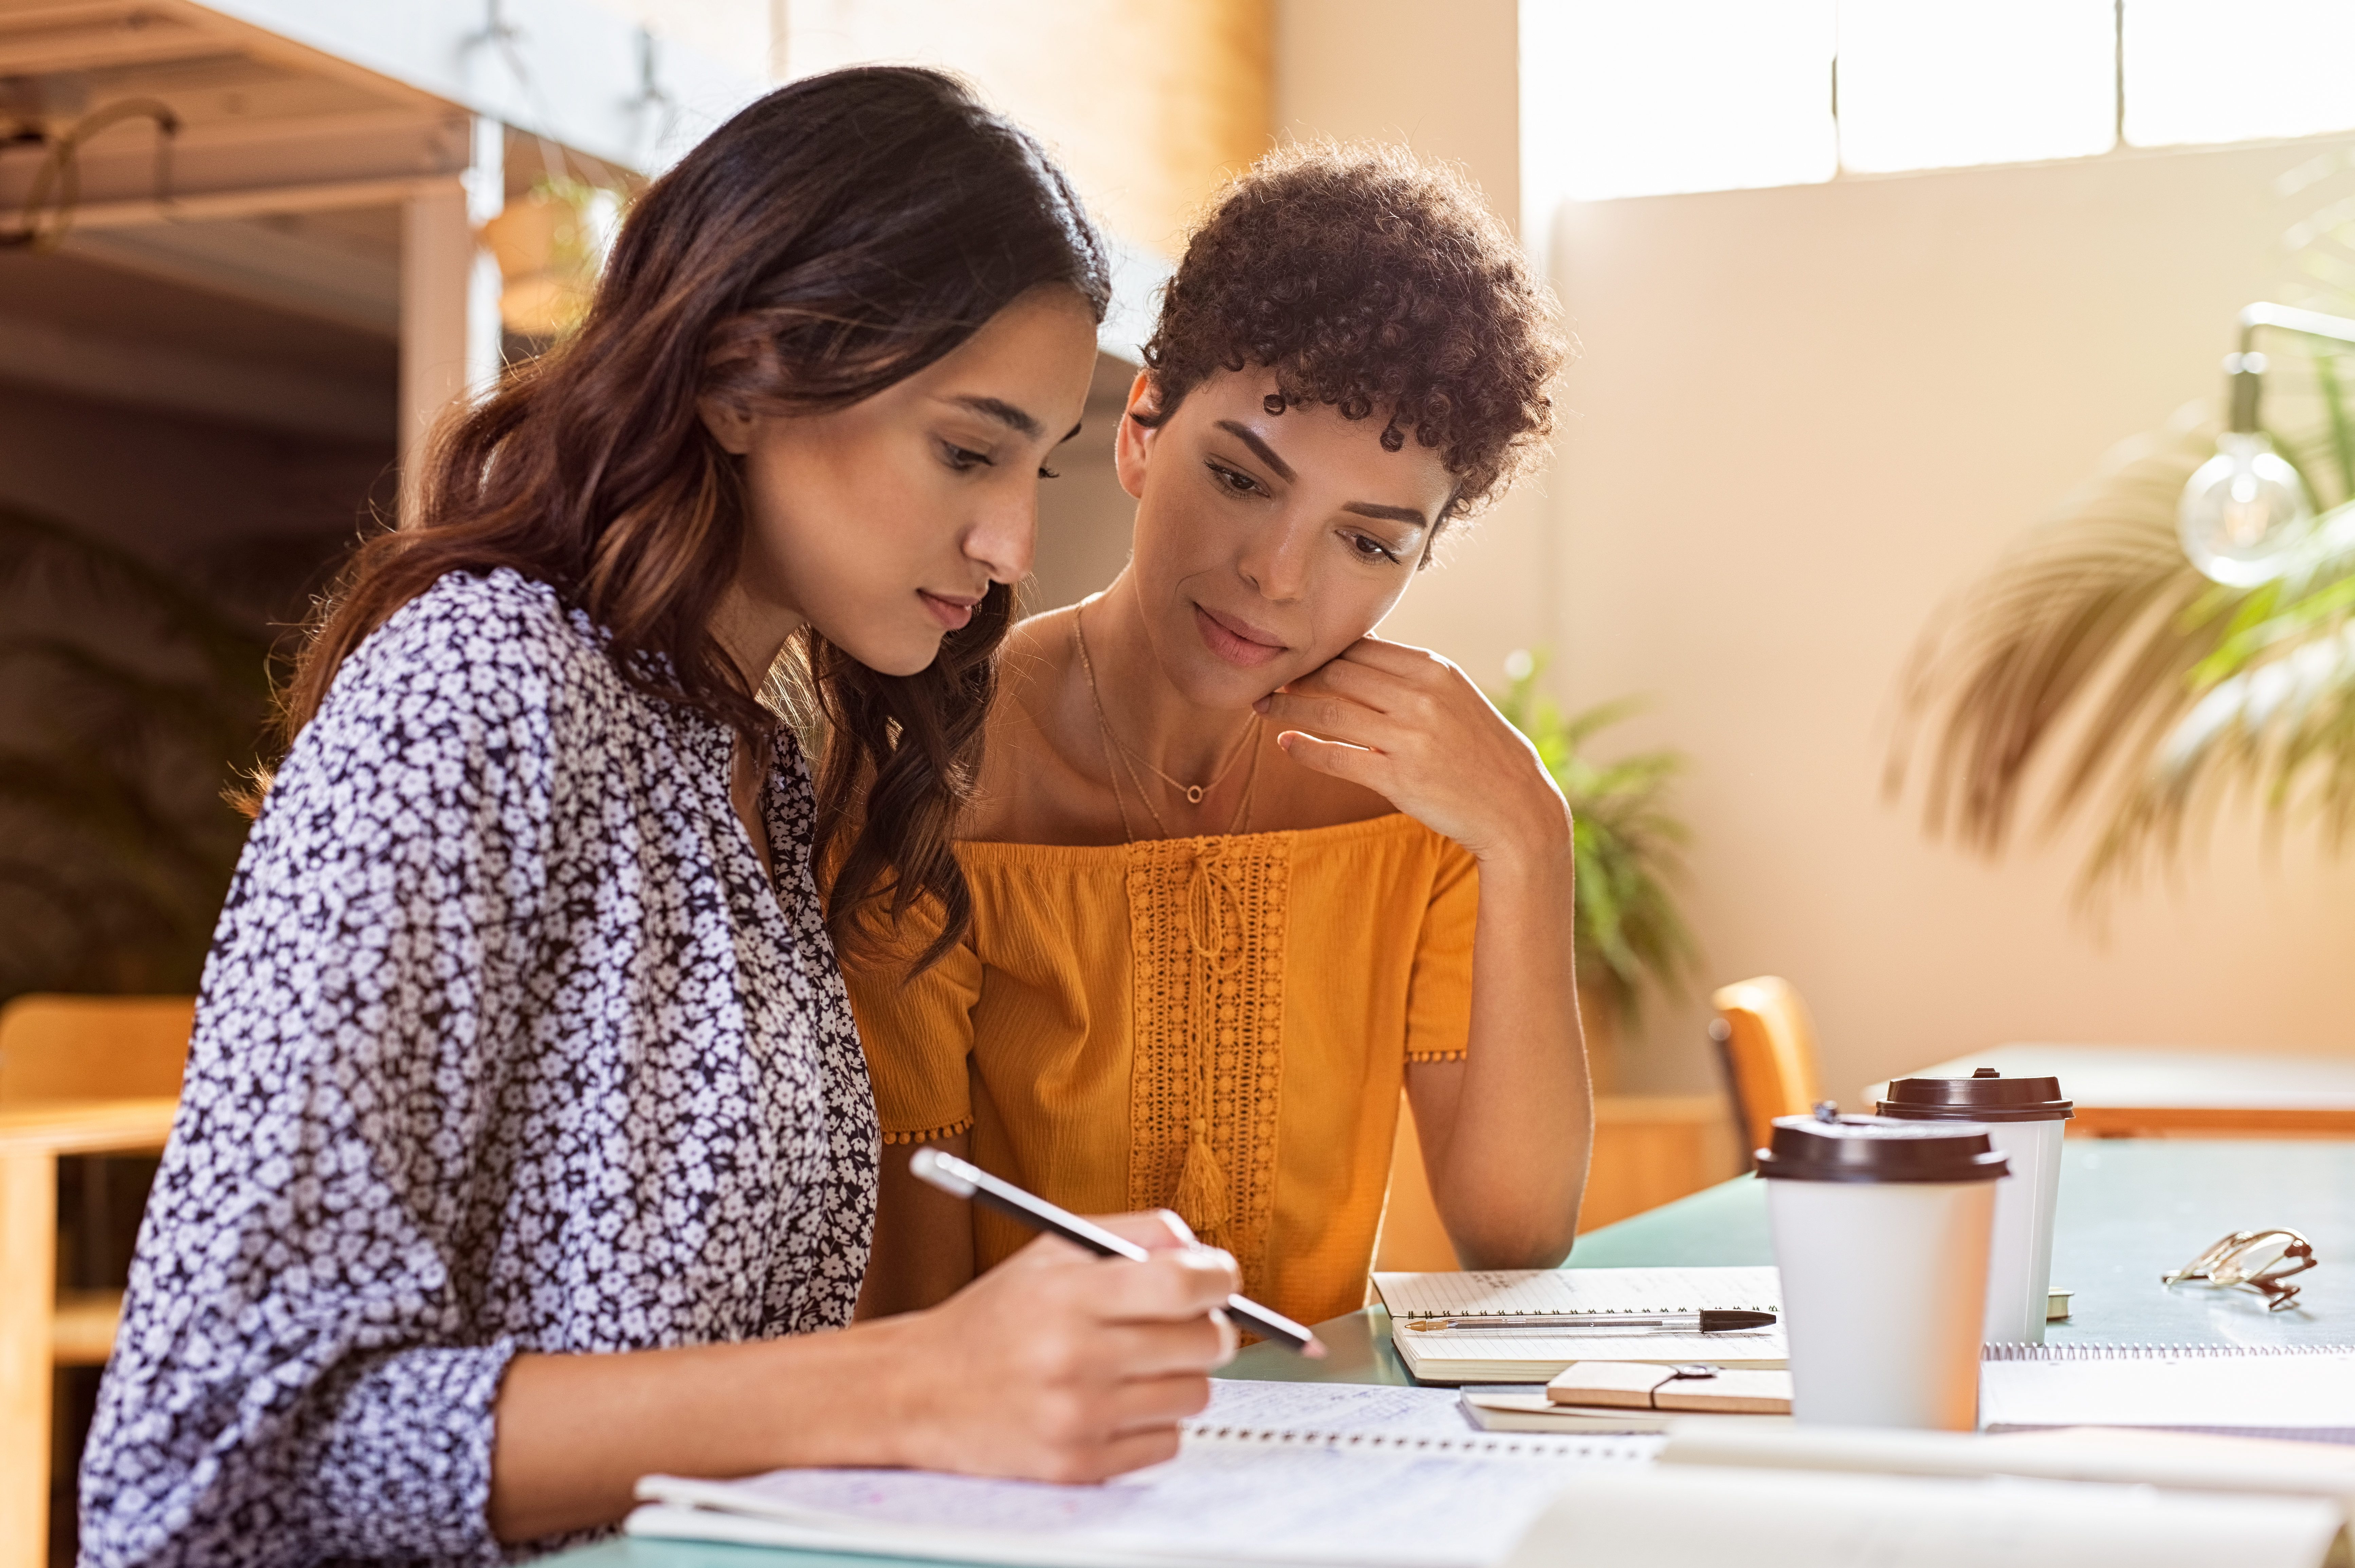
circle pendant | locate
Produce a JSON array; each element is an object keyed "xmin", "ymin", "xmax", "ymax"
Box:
[{"xmin": 1185, "ymin": 786, "xmax": 1206, "ymax": 805}]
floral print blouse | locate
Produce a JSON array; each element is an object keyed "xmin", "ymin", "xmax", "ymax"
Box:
[{"xmin": 78, "ymin": 569, "xmax": 878, "ymax": 1567}]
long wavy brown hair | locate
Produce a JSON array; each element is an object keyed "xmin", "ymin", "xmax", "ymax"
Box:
[{"xmin": 261, "ymin": 67, "xmax": 1109, "ymax": 965}]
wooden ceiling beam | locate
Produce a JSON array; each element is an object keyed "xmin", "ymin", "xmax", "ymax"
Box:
[{"xmin": 0, "ymin": 11, "xmax": 231, "ymax": 74}]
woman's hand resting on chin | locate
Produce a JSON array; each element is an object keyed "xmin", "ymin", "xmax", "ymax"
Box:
[
  {"xmin": 881, "ymin": 1210, "xmax": 1239, "ymax": 1484},
  {"xmin": 1256, "ymin": 638, "xmax": 1571, "ymax": 865}
]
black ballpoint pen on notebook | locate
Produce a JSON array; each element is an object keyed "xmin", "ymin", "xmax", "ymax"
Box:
[
  {"xmin": 1403, "ymin": 1311, "xmax": 1777, "ymax": 1334},
  {"xmin": 908, "ymin": 1146, "xmax": 1327, "ymax": 1357}
]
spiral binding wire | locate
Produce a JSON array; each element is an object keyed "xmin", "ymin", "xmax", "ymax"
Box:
[
  {"xmin": 1983, "ymin": 1341, "xmax": 2355, "ymax": 1361},
  {"xmin": 1181, "ymin": 1423, "xmax": 1658, "ymax": 1461}
]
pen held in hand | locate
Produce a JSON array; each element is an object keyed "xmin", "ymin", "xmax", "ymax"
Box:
[
  {"xmin": 1403, "ymin": 1310, "xmax": 1778, "ymax": 1334},
  {"xmin": 908, "ymin": 1146, "xmax": 1327, "ymax": 1358}
]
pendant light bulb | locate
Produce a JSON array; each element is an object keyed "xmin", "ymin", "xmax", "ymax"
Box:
[
  {"xmin": 2179, "ymin": 352, "xmax": 2316, "ymax": 586},
  {"xmin": 2178, "ymin": 433, "xmax": 2313, "ymax": 586}
]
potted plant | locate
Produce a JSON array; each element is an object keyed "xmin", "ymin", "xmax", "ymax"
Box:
[{"xmin": 1492, "ymin": 651, "xmax": 1698, "ymax": 1086}]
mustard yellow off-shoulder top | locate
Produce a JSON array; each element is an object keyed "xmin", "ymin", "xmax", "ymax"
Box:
[{"xmin": 845, "ymin": 813, "xmax": 1477, "ymax": 1330}]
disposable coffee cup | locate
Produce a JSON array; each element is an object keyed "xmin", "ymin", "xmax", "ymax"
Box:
[
  {"xmin": 1878, "ymin": 1069, "xmax": 2073, "ymax": 1345},
  {"xmin": 1756, "ymin": 1111, "xmax": 2008, "ymax": 1430}
]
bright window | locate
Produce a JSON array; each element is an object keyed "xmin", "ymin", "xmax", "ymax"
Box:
[
  {"xmin": 1835, "ymin": 0, "xmax": 2116, "ymax": 175},
  {"xmin": 2124, "ymin": 0, "xmax": 2355, "ymax": 148},
  {"xmin": 1522, "ymin": 0, "xmax": 2355, "ymax": 211},
  {"xmin": 1520, "ymin": 0, "xmax": 1836, "ymax": 203}
]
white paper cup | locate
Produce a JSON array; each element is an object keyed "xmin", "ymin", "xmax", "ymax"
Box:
[
  {"xmin": 1756, "ymin": 1112, "xmax": 2008, "ymax": 1430},
  {"xmin": 1878, "ymin": 1072, "xmax": 2073, "ymax": 1345}
]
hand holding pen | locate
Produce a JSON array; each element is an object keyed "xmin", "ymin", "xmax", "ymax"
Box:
[
  {"xmin": 911, "ymin": 1147, "xmax": 1326, "ymax": 1356},
  {"xmin": 881, "ymin": 1158, "xmax": 1247, "ymax": 1484}
]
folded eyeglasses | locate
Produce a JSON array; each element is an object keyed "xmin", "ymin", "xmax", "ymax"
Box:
[{"xmin": 2161, "ymin": 1228, "xmax": 2317, "ymax": 1312}]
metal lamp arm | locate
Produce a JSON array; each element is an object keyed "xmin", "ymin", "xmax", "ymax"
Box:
[{"xmin": 2226, "ymin": 304, "xmax": 2355, "ymax": 433}]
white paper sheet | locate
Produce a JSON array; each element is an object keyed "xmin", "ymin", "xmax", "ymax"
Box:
[
  {"xmin": 632, "ymin": 1381, "xmax": 1660, "ymax": 1568},
  {"xmin": 1505, "ymin": 1466, "xmax": 2345, "ymax": 1568},
  {"xmin": 1191, "ymin": 1378, "xmax": 1485, "ymax": 1436}
]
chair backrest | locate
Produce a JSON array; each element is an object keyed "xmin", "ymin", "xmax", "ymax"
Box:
[
  {"xmin": 0, "ymin": 994, "xmax": 194, "ymax": 1104},
  {"xmin": 1709, "ymin": 976, "xmax": 1827, "ymax": 1163}
]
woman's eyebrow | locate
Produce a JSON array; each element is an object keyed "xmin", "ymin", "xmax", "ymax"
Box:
[
  {"xmin": 946, "ymin": 395, "xmax": 1044, "ymax": 438},
  {"xmin": 1213, "ymin": 419, "xmax": 1296, "ymax": 482},
  {"xmin": 1343, "ymin": 501, "xmax": 1430, "ymax": 528}
]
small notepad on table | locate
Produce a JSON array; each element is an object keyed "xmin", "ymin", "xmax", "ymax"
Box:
[{"xmin": 1373, "ymin": 1266, "xmax": 1786, "ymax": 1383}]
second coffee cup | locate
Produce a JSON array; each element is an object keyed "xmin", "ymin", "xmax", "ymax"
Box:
[
  {"xmin": 1878, "ymin": 1069, "xmax": 2073, "ymax": 1344},
  {"xmin": 1757, "ymin": 1109, "xmax": 2008, "ymax": 1430}
]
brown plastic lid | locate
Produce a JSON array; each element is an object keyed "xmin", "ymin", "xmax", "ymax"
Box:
[
  {"xmin": 1878, "ymin": 1067, "xmax": 2073, "ymax": 1124},
  {"xmin": 1754, "ymin": 1109, "xmax": 2010, "ymax": 1184}
]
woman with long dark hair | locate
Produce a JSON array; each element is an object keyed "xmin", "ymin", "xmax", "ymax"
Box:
[{"xmin": 79, "ymin": 68, "xmax": 1237, "ymax": 1567}]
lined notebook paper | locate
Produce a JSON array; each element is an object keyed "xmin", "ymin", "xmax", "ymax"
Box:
[
  {"xmin": 1981, "ymin": 1343, "xmax": 2355, "ymax": 1438},
  {"xmin": 1374, "ymin": 1267, "xmax": 1786, "ymax": 1382},
  {"xmin": 630, "ymin": 1381, "xmax": 1659, "ymax": 1568}
]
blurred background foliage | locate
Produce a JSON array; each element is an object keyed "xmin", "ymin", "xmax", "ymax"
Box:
[
  {"xmin": 1494, "ymin": 651, "xmax": 1697, "ymax": 1026},
  {"xmin": 0, "ymin": 503, "xmax": 326, "ymax": 1003},
  {"xmin": 1890, "ymin": 161, "xmax": 2355, "ymax": 898}
]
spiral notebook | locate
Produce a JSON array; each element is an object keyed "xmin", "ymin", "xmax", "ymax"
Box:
[
  {"xmin": 1980, "ymin": 1343, "xmax": 2355, "ymax": 1441},
  {"xmin": 1373, "ymin": 1266, "xmax": 1786, "ymax": 1382},
  {"xmin": 628, "ymin": 1381, "xmax": 1659, "ymax": 1568}
]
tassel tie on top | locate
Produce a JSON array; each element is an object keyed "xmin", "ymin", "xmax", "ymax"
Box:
[{"xmin": 1171, "ymin": 841, "xmax": 1247, "ymax": 1244}]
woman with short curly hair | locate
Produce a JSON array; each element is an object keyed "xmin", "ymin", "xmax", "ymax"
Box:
[{"xmin": 850, "ymin": 142, "xmax": 1586, "ymax": 1330}]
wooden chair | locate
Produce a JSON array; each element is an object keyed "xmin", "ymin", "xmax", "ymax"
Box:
[
  {"xmin": 0, "ymin": 995, "xmax": 190, "ymax": 1568},
  {"xmin": 1709, "ymin": 976, "xmax": 1828, "ymax": 1165}
]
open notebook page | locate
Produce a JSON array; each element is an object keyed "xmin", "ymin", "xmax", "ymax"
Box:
[
  {"xmin": 1981, "ymin": 1351, "xmax": 2355, "ymax": 1432},
  {"xmin": 632, "ymin": 1382, "xmax": 1658, "ymax": 1568},
  {"xmin": 1373, "ymin": 1266, "xmax": 1782, "ymax": 1318}
]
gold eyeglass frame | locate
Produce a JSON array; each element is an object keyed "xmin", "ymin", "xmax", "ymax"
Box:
[{"xmin": 2161, "ymin": 1227, "xmax": 2317, "ymax": 1312}]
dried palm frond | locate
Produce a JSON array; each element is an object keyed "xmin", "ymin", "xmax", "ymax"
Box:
[{"xmin": 1888, "ymin": 399, "xmax": 2355, "ymax": 900}]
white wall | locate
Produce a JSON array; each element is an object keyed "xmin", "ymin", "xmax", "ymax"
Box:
[{"xmin": 1552, "ymin": 139, "xmax": 2355, "ymax": 1098}]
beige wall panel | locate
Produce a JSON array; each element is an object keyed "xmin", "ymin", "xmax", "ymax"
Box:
[
  {"xmin": 1548, "ymin": 138, "xmax": 2355, "ymax": 1100},
  {"xmin": 1274, "ymin": 0, "xmax": 1519, "ymax": 226},
  {"xmin": 781, "ymin": 0, "xmax": 1273, "ymax": 253}
]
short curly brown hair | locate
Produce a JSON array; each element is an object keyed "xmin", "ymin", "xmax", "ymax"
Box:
[{"xmin": 1139, "ymin": 140, "xmax": 1567, "ymax": 535}]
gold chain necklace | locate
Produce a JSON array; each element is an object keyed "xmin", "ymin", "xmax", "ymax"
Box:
[
  {"xmin": 1075, "ymin": 601, "xmax": 1259, "ymax": 841},
  {"xmin": 1073, "ymin": 603, "xmax": 1258, "ymax": 806}
]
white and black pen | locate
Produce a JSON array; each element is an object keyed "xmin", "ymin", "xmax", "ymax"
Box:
[
  {"xmin": 908, "ymin": 1146, "xmax": 1327, "ymax": 1358},
  {"xmin": 1403, "ymin": 1311, "xmax": 1777, "ymax": 1334}
]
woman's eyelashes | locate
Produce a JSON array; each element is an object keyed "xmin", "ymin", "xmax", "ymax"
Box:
[
  {"xmin": 1205, "ymin": 458, "xmax": 1267, "ymax": 498},
  {"xmin": 942, "ymin": 437, "xmax": 1058, "ymax": 479},
  {"xmin": 1347, "ymin": 531, "xmax": 1405, "ymax": 565}
]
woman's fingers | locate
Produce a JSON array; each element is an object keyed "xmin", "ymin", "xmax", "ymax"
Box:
[
  {"xmin": 1089, "ymin": 1208, "xmax": 1198, "ymax": 1252},
  {"xmin": 1275, "ymin": 730, "xmax": 1384, "ymax": 787},
  {"xmin": 1058, "ymin": 1426, "xmax": 1186, "ymax": 1485},
  {"xmin": 1094, "ymin": 1315, "xmax": 1235, "ymax": 1383},
  {"xmin": 1103, "ymin": 1371, "xmax": 1217, "ymax": 1434},
  {"xmin": 1255, "ymin": 689, "xmax": 1404, "ymax": 750},
  {"xmin": 1090, "ymin": 1242, "xmax": 1241, "ymax": 1327},
  {"xmin": 1280, "ymin": 651, "xmax": 1400, "ymax": 711}
]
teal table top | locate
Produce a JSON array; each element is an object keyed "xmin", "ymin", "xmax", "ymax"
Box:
[{"xmin": 553, "ymin": 1137, "xmax": 2355, "ymax": 1566}]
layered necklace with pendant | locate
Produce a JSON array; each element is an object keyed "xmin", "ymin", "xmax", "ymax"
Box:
[{"xmin": 1074, "ymin": 600, "xmax": 1261, "ymax": 840}]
